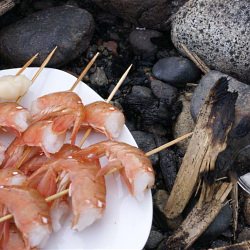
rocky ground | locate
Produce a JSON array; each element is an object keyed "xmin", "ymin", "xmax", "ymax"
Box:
[{"xmin": 0, "ymin": 0, "xmax": 249, "ymax": 249}]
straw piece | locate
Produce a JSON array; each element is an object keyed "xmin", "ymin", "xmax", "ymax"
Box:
[
  {"xmin": 16, "ymin": 53, "xmax": 39, "ymax": 76},
  {"xmin": 69, "ymin": 52, "xmax": 100, "ymax": 91}
]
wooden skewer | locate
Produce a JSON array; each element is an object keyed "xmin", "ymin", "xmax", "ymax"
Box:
[
  {"xmin": 146, "ymin": 132, "xmax": 193, "ymax": 156},
  {"xmin": 0, "ymin": 130, "xmax": 193, "ymax": 223},
  {"xmin": 69, "ymin": 52, "xmax": 100, "ymax": 91},
  {"xmin": 15, "ymin": 53, "xmax": 39, "ymax": 76},
  {"xmin": 14, "ymin": 52, "xmax": 100, "ymax": 169},
  {"xmin": 16, "ymin": 47, "xmax": 58, "ymax": 103},
  {"xmin": 79, "ymin": 64, "xmax": 133, "ymax": 147}
]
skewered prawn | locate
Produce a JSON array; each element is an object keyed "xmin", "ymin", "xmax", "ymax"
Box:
[
  {"xmin": 0, "ymin": 168, "xmax": 27, "ymax": 186},
  {"xmin": 82, "ymin": 101, "xmax": 125, "ymax": 139},
  {"xmin": 1, "ymin": 225, "xmax": 29, "ymax": 250},
  {"xmin": 0, "ymin": 186, "xmax": 51, "ymax": 248},
  {"xmin": 27, "ymin": 157, "xmax": 106, "ymax": 232},
  {"xmin": 0, "ymin": 103, "xmax": 31, "ymax": 137},
  {"xmin": 31, "ymin": 91, "xmax": 85, "ymax": 144},
  {"xmin": 20, "ymin": 144, "xmax": 81, "ymax": 176},
  {"xmin": 0, "ymin": 144, "xmax": 5, "ymax": 166},
  {"xmin": 74, "ymin": 141, "xmax": 155, "ymax": 200},
  {"xmin": 2, "ymin": 120, "xmax": 67, "ymax": 168}
]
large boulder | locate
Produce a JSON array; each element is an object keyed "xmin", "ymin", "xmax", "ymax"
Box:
[
  {"xmin": 0, "ymin": 5, "xmax": 95, "ymax": 67},
  {"xmin": 91, "ymin": 0, "xmax": 188, "ymax": 30},
  {"xmin": 171, "ymin": 0, "xmax": 250, "ymax": 83}
]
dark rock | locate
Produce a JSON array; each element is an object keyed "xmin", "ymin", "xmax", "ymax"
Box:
[
  {"xmin": 0, "ymin": 6, "xmax": 94, "ymax": 67},
  {"xmin": 151, "ymin": 79, "xmax": 178, "ymax": 105},
  {"xmin": 90, "ymin": 67, "xmax": 109, "ymax": 86},
  {"xmin": 131, "ymin": 131, "xmax": 159, "ymax": 166},
  {"xmin": 153, "ymin": 189, "xmax": 183, "ymax": 231},
  {"xmin": 155, "ymin": 136, "xmax": 178, "ymax": 192},
  {"xmin": 210, "ymin": 240, "xmax": 229, "ymax": 248},
  {"xmin": 191, "ymin": 71, "xmax": 250, "ymax": 177},
  {"xmin": 129, "ymin": 29, "xmax": 162, "ymax": 57},
  {"xmin": 173, "ymin": 92, "xmax": 194, "ymax": 152},
  {"xmin": 91, "ymin": 0, "xmax": 188, "ymax": 30},
  {"xmin": 152, "ymin": 57, "xmax": 201, "ymax": 87},
  {"xmin": 244, "ymin": 195, "xmax": 250, "ymax": 226},
  {"xmin": 198, "ymin": 204, "xmax": 232, "ymax": 244},
  {"xmin": 145, "ymin": 230, "xmax": 164, "ymax": 249},
  {"xmin": 237, "ymin": 228, "xmax": 250, "ymax": 243},
  {"xmin": 172, "ymin": 0, "xmax": 250, "ymax": 83},
  {"xmin": 131, "ymin": 86, "xmax": 153, "ymax": 98},
  {"xmin": 121, "ymin": 86, "xmax": 170, "ymax": 127}
]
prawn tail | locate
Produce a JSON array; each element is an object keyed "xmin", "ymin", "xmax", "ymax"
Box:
[
  {"xmin": 37, "ymin": 168, "xmax": 57, "ymax": 197},
  {"xmin": 74, "ymin": 145, "xmax": 105, "ymax": 160},
  {"xmin": 96, "ymin": 160, "xmax": 123, "ymax": 178},
  {"xmin": 52, "ymin": 115, "xmax": 74, "ymax": 134},
  {"xmin": 70, "ymin": 114, "xmax": 84, "ymax": 145}
]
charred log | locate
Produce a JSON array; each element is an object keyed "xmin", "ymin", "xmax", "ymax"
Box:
[{"xmin": 165, "ymin": 77, "xmax": 238, "ymax": 219}]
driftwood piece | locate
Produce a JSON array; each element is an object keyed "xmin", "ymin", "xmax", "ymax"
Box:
[
  {"xmin": 166, "ymin": 183, "xmax": 232, "ymax": 249},
  {"xmin": 165, "ymin": 78, "xmax": 238, "ymax": 219},
  {"xmin": 210, "ymin": 240, "xmax": 250, "ymax": 250},
  {"xmin": 0, "ymin": 0, "xmax": 16, "ymax": 16}
]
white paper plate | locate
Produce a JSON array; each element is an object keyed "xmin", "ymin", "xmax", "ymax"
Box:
[{"xmin": 0, "ymin": 68, "xmax": 153, "ymax": 250}]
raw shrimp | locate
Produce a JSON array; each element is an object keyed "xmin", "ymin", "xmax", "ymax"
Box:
[
  {"xmin": 2, "ymin": 120, "xmax": 67, "ymax": 168},
  {"xmin": 28, "ymin": 157, "xmax": 106, "ymax": 231},
  {"xmin": 0, "ymin": 169, "xmax": 27, "ymax": 249},
  {"xmin": 74, "ymin": 141, "xmax": 155, "ymax": 200},
  {"xmin": 82, "ymin": 101, "xmax": 125, "ymax": 139},
  {"xmin": 0, "ymin": 186, "xmax": 51, "ymax": 248},
  {"xmin": 0, "ymin": 168, "xmax": 27, "ymax": 186},
  {"xmin": 20, "ymin": 120, "xmax": 67, "ymax": 156},
  {"xmin": 21, "ymin": 144, "xmax": 81, "ymax": 175},
  {"xmin": 0, "ymin": 144, "xmax": 5, "ymax": 165},
  {"xmin": 31, "ymin": 91, "xmax": 85, "ymax": 144},
  {"xmin": 0, "ymin": 103, "xmax": 31, "ymax": 137},
  {"xmin": 1, "ymin": 225, "xmax": 29, "ymax": 250},
  {"xmin": 0, "ymin": 75, "xmax": 32, "ymax": 101}
]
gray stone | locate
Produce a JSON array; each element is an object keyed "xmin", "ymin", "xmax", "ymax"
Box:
[
  {"xmin": 0, "ymin": 6, "xmax": 94, "ymax": 67},
  {"xmin": 129, "ymin": 29, "xmax": 162, "ymax": 57},
  {"xmin": 171, "ymin": 0, "xmax": 250, "ymax": 83},
  {"xmin": 191, "ymin": 71, "xmax": 250, "ymax": 177},
  {"xmin": 173, "ymin": 92, "xmax": 194, "ymax": 152},
  {"xmin": 131, "ymin": 131, "xmax": 158, "ymax": 166},
  {"xmin": 237, "ymin": 228, "xmax": 250, "ymax": 243},
  {"xmin": 145, "ymin": 230, "xmax": 164, "ymax": 249},
  {"xmin": 152, "ymin": 57, "xmax": 201, "ymax": 87},
  {"xmin": 151, "ymin": 79, "xmax": 177, "ymax": 105},
  {"xmin": 90, "ymin": 67, "xmax": 109, "ymax": 86},
  {"xmin": 91, "ymin": 0, "xmax": 188, "ymax": 30},
  {"xmin": 199, "ymin": 204, "xmax": 232, "ymax": 243},
  {"xmin": 131, "ymin": 86, "xmax": 153, "ymax": 98},
  {"xmin": 244, "ymin": 195, "xmax": 250, "ymax": 226},
  {"xmin": 153, "ymin": 190, "xmax": 183, "ymax": 231}
]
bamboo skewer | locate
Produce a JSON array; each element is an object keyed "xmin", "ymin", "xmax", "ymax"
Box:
[
  {"xmin": 79, "ymin": 64, "xmax": 133, "ymax": 147},
  {"xmin": 0, "ymin": 130, "xmax": 193, "ymax": 223},
  {"xmin": 15, "ymin": 53, "xmax": 39, "ymax": 76},
  {"xmin": 69, "ymin": 52, "xmax": 99, "ymax": 92},
  {"xmin": 16, "ymin": 47, "xmax": 58, "ymax": 103},
  {"xmin": 146, "ymin": 132, "xmax": 193, "ymax": 156}
]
